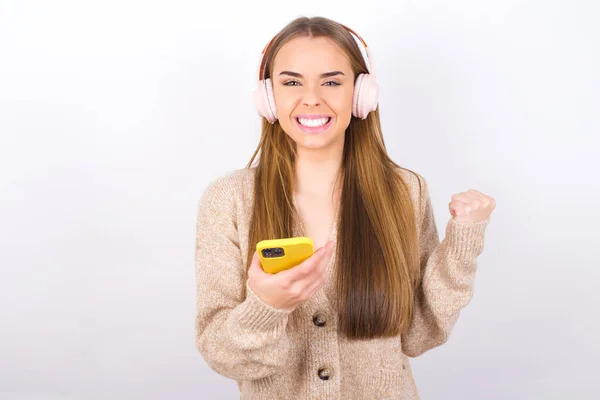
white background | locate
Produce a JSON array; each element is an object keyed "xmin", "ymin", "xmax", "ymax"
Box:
[{"xmin": 1, "ymin": 1, "xmax": 599, "ymax": 399}]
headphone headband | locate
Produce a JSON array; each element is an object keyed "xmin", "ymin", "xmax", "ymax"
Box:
[{"xmin": 257, "ymin": 23, "xmax": 373, "ymax": 82}]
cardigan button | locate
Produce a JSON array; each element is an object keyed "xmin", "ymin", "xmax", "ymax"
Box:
[
  {"xmin": 318, "ymin": 367, "xmax": 332, "ymax": 380},
  {"xmin": 313, "ymin": 313, "xmax": 327, "ymax": 327}
]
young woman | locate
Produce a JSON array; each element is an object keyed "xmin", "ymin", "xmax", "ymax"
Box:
[{"xmin": 194, "ymin": 16, "xmax": 495, "ymax": 399}]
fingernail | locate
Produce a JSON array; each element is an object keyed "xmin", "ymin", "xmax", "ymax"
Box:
[{"xmin": 317, "ymin": 247, "xmax": 326, "ymax": 256}]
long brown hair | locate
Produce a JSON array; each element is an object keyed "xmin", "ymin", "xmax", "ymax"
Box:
[{"xmin": 244, "ymin": 16, "xmax": 423, "ymax": 340}]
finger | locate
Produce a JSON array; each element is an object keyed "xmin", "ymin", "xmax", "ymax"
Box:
[
  {"xmin": 467, "ymin": 189, "xmax": 486, "ymax": 197},
  {"xmin": 453, "ymin": 193, "xmax": 483, "ymax": 210},
  {"xmin": 468, "ymin": 190, "xmax": 495, "ymax": 208},
  {"xmin": 295, "ymin": 241, "xmax": 334, "ymax": 300},
  {"xmin": 282, "ymin": 239, "xmax": 335, "ymax": 286},
  {"xmin": 322, "ymin": 240, "xmax": 334, "ymax": 267},
  {"xmin": 449, "ymin": 200, "xmax": 470, "ymax": 216},
  {"xmin": 310, "ymin": 242, "xmax": 334, "ymax": 287},
  {"xmin": 451, "ymin": 192, "xmax": 473, "ymax": 204},
  {"xmin": 248, "ymin": 251, "xmax": 263, "ymax": 278},
  {"xmin": 312, "ymin": 241, "xmax": 332, "ymax": 278},
  {"xmin": 465, "ymin": 190, "xmax": 485, "ymax": 204},
  {"xmin": 458, "ymin": 190, "xmax": 487, "ymax": 204},
  {"xmin": 287, "ymin": 240, "xmax": 333, "ymax": 284},
  {"xmin": 278, "ymin": 246, "xmax": 326, "ymax": 282}
]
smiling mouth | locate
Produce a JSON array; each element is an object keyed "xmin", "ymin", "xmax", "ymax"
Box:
[{"xmin": 296, "ymin": 117, "xmax": 332, "ymax": 128}]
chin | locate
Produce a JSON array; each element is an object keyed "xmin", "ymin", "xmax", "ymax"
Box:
[
  {"xmin": 296, "ymin": 137, "xmax": 330, "ymax": 149},
  {"xmin": 295, "ymin": 132, "xmax": 346, "ymax": 151}
]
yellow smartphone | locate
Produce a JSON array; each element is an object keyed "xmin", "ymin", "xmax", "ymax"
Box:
[{"xmin": 256, "ymin": 236, "xmax": 314, "ymax": 274}]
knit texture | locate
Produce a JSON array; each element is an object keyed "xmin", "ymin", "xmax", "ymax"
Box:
[{"xmin": 194, "ymin": 167, "xmax": 489, "ymax": 399}]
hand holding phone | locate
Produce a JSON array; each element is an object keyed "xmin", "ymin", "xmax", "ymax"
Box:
[{"xmin": 247, "ymin": 238, "xmax": 334, "ymax": 312}]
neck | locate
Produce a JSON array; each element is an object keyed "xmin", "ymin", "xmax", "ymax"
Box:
[{"xmin": 293, "ymin": 142, "xmax": 344, "ymax": 198}]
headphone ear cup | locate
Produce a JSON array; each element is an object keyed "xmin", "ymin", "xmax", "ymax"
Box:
[
  {"xmin": 254, "ymin": 78, "xmax": 277, "ymax": 123},
  {"xmin": 264, "ymin": 79, "xmax": 277, "ymax": 123},
  {"xmin": 352, "ymin": 73, "xmax": 379, "ymax": 119},
  {"xmin": 352, "ymin": 73, "xmax": 365, "ymax": 118}
]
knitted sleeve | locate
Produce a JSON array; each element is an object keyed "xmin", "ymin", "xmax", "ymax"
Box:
[
  {"xmin": 401, "ymin": 176, "xmax": 490, "ymax": 357},
  {"xmin": 194, "ymin": 174, "xmax": 293, "ymax": 380}
]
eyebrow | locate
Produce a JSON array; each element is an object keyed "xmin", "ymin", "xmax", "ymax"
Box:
[{"xmin": 278, "ymin": 71, "xmax": 345, "ymax": 78}]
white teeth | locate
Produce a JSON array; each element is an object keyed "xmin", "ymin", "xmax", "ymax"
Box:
[{"xmin": 297, "ymin": 117, "xmax": 330, "ymax": 127}]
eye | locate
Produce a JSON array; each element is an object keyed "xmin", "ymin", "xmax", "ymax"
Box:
[
  {"xmin": 283, "ymin": 80, "xmax": 301, "ymax": 86},
  {"xmin": 324, "ymin": 81, "xmax": 340, "ymax": 86}
]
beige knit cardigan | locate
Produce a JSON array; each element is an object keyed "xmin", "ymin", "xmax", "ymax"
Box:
[{"xmin": 194, "ymin": 167, "xmax": 489, "ymax": 399}]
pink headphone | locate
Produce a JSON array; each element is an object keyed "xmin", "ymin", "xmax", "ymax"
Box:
[{"xmin": 253, "ymin": 24, "xmax": 379, "ymax": 124}]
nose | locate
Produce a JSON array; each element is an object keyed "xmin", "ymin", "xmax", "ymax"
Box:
[{"xmin": 300, "ymin": 83, "xmax": 322, "ymax": 107}]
